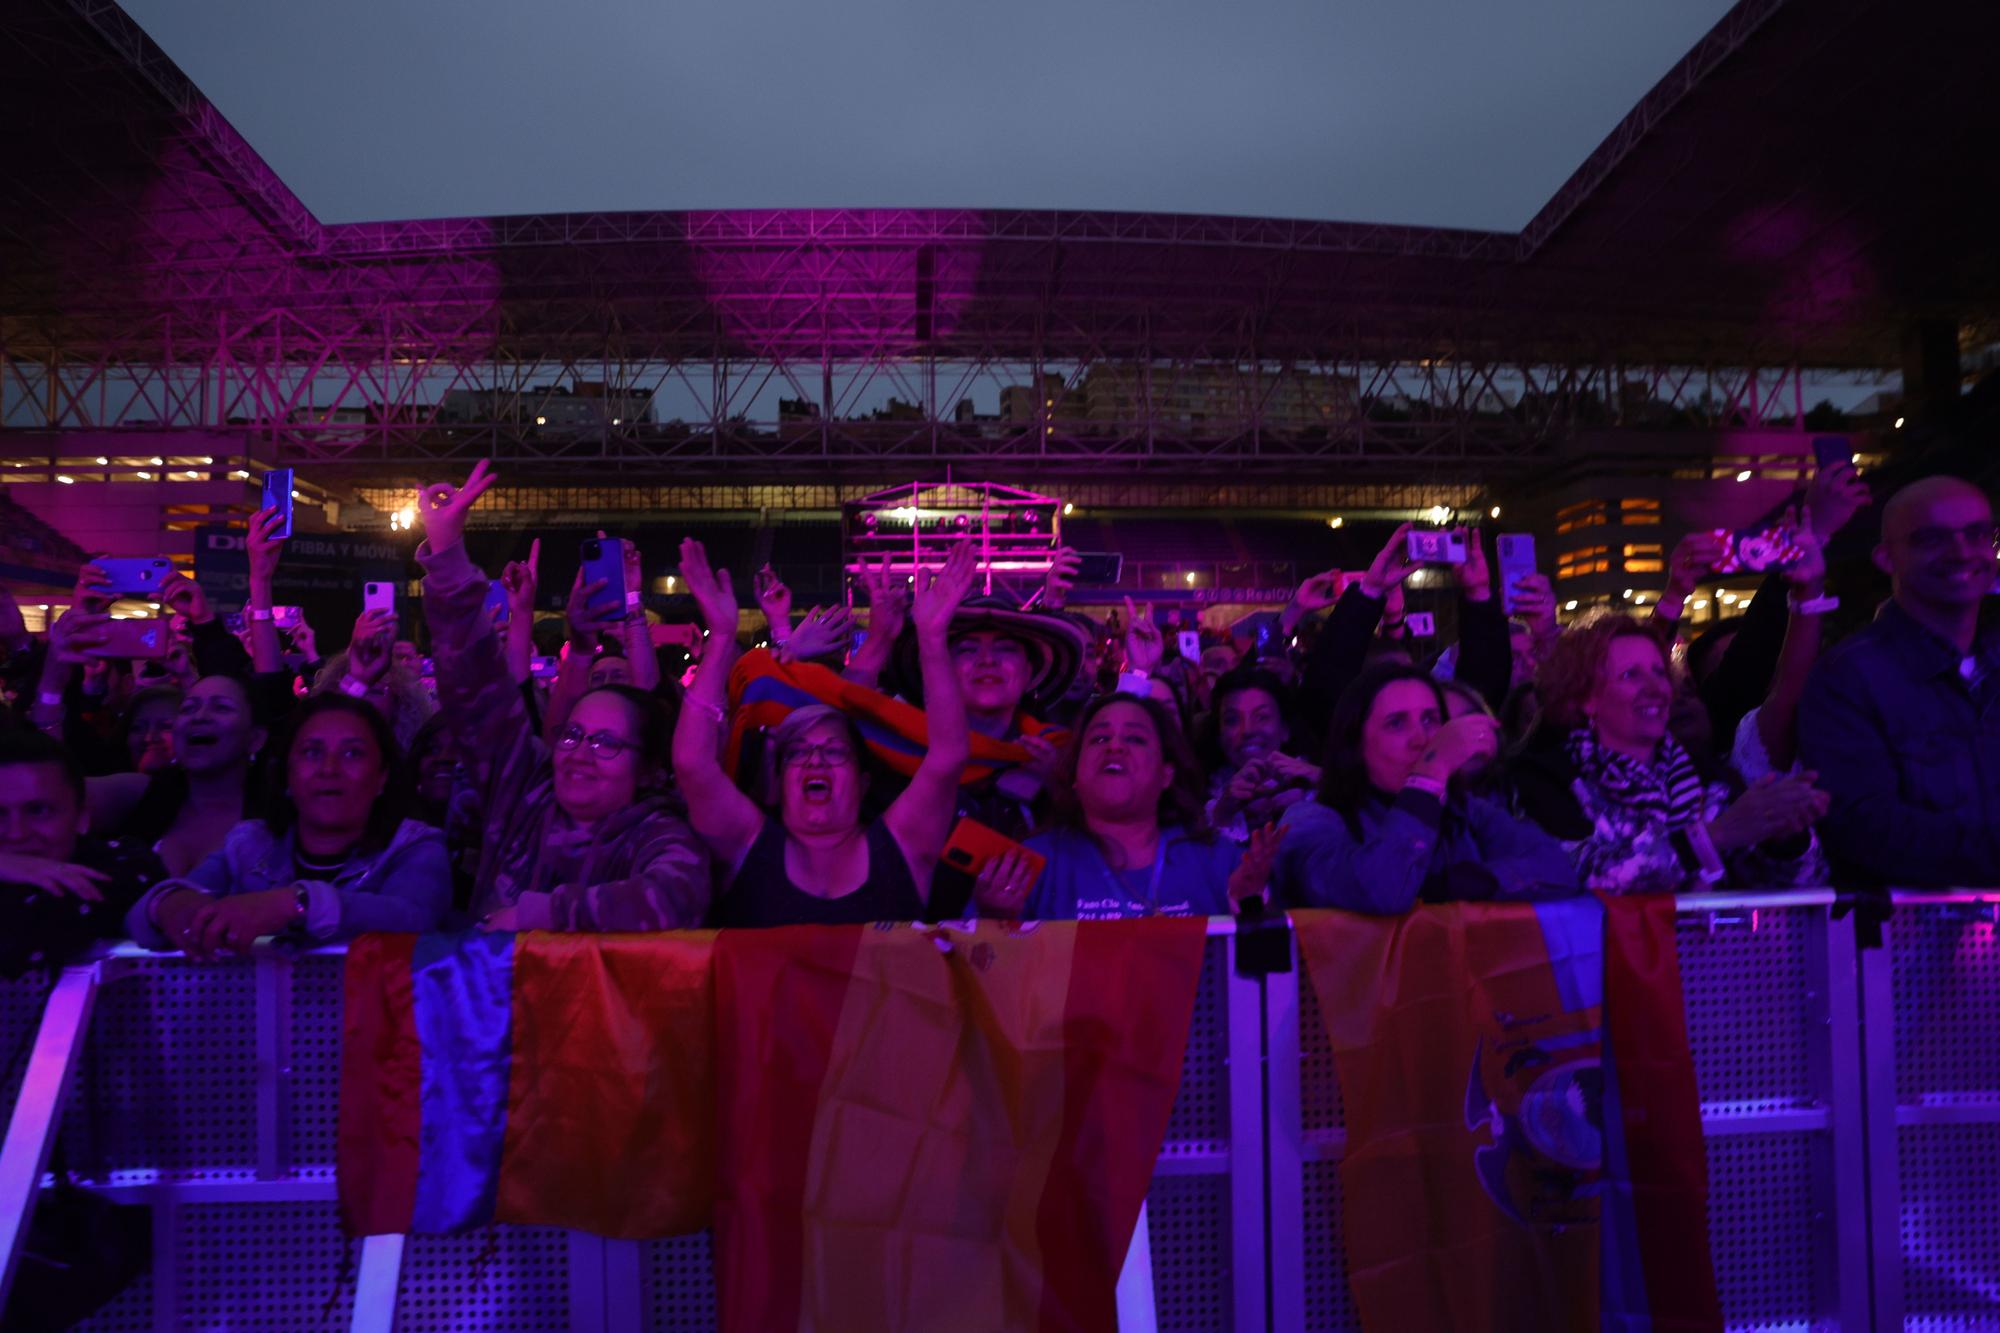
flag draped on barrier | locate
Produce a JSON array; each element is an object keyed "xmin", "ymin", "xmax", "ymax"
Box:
[
  {"xmin": 1293, "ymin": 895, "xmax": 1720, "ymax": 1333},
  {"xmin": 725, "ymin": 647, "xmax": 1068, "ymax": 785},
  {"xmin": 338, "ymin": 918, "xmax": 1206, "ymax": 1332}
]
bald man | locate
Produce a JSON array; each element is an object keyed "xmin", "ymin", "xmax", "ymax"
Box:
[{"xmin": 1797, "ymin": 475, "xmax": 2000, "ymax": 887}]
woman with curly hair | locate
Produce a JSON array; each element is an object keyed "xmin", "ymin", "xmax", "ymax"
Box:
[
  {"xmin": 978, "ymin": 692, "xmax": 1277, "ymax": 921},
  {"xmin": 1510, "ymin": 612, "xmax": 1827, "ymax": 894}
]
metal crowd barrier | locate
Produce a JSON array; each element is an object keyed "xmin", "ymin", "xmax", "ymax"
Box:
[{"xmin": 1, "ymin": 893, "xmax": 1995, "ymax": 1330}]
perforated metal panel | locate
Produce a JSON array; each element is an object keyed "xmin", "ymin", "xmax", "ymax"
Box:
[
  {"xmin": 399, "ymin": 1225, "xmax": 574, "ymax": 1329},
  {"xmin": 1147, "ymin": 1173, "xmax": 1233, "ymax": 1333},
  {"xmin": 0, "ymin": 971, "xmax": 51, "ymax": 1124},
  {"xmin": 1299, "ymin": 1159, "xmax": 1358, "ymax": 1332},
  {"xmin": 1705, "ymin": 1133, "xmax": 1827, "ymax": 1330},
  {"xmin": 1677, "ymin": 908, "xmax": 1817, "ymax": 1115},
  {"xmin": 289, "ymin": 951, "xmax": 347, "ymax": 1172},
  {"xmin": 64, "ymin": 957, "xmax": 261, "ymax": 1178},
  {"xmin": 1161, "ymin": 939, "xmax": 1231, "ymax": 1156},
  {"xmin": 642, "ymin": 1232, "xmax": 718, "ymax": 1332},
  {"xmin": 1895, "ymin": 1123, "xmax": 2000, "ymax": 1331},
  {"xmin": 1890, "ymin": 907, "xmax": 2000, "ymax": 1105},
  {"xmin": 1884, "ymin": 901, "xmax": 2000, "ymax": 1331}
]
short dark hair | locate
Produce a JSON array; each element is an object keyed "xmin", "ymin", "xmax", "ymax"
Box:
[
  {"xmin": 1317, "ymin": 663, "xmax": 1448, "ymax": 834},
  {"xmin": 579, "ymin": 684, "xmax": 677, "ymax": 778},
  {"xmin": 1195, "ymin": 665, "xmax": 1297, "ymax": 773},
  {"xmin": 263, "ymin": 693, "xmax": 410, "ymax": 851},
  {"xmin": 0, "ymin": 730, "xmax": 86, "ymax": 805}
]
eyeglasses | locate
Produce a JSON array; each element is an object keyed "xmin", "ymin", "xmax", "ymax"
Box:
[
  {"xmin": 782, "ymin": 741, "xmax": 856, "ymax": 768},
  {"xmin": 554, "ymin": 724, "xmax": 637, "ymax": 759},
  {"xmin": 1906, "ymin": 523, "xmax": 2000, "ymax": 555}
]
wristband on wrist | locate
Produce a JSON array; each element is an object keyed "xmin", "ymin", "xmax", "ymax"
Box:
[
  {"xmin": 338, "ymin": 675, "xmax": 371, "ymax": 699},
  {"xmin": 624, "ymin": 591, "xmax": 644, "ymax": 611},
  {"xmin": 1403, "ymin": 773, "xmax": 1448, "ymax": 800},
  {"xmin": 1788, "ymin": 593, "xmax": 1838, "ymax": 616},
  {"xmin": 249, "ymin": 607, "xmax": 274, "ymax": 622},
  {"xmin": 36, "ymin": 690, "xmax": 65, "ymax": 709}
]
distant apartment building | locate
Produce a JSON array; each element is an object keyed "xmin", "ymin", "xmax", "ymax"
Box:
[{"xmin": 999, "ymin": 365, "xmax": 1358, "ymax": 430}]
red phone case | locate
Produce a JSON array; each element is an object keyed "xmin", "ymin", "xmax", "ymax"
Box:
[{"xmin": 940, "ymin": 818, "xmax": 1047, "ymax": 887}]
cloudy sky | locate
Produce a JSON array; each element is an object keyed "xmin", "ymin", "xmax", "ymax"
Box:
[{"xmin": 124, "ymin": 0, "xmax": 1735, "ymax": 231}]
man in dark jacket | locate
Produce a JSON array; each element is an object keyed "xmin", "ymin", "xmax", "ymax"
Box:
[
  {"xmin": 1798, "ymin": 476, "xmax": 2000, "ymax": 887},
  {"xmin": 0, "ymin": 729, "xmax": 164, "ymax": 976}
]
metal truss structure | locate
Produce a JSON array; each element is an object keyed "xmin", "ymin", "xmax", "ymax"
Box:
[{"xmin": 2, "ymin": 0, "xmax": 1995, "ymax": 493}]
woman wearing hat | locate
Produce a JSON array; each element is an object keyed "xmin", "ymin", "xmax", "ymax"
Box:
[{"xmin": 885, "ymin": 591, "xmax": 1086, "ymax": 916}]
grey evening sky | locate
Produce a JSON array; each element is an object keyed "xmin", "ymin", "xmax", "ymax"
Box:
[{"xmin": 122, "ymin": 0, "xmax": 1736, "ymax": 232}]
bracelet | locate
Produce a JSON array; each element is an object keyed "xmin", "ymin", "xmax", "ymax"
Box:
[
  {"xmin": 624, "ymin": 591, "xmax": 644, "ymax": 611},
  {"xmin": 339, "ymin": 675, "xmax": 371, "ymax": 699},
  {"xmin": 37, "ymin": 690, "xmax": 64, "ymax": 708},
  {"xmin": 1403, "ymin": 774, "xmax": 1448, "ymax": 800},
  {"xmin": 685, "ymin": 695, "xmax": 726, "ymax": 724},
  {"xmin": 1788, "ymin": 593, "xmax": 1838, "ymax": 616},
  {"xmin": 249, "ymin": 607, "xmax": 275, "ymax": 622}
]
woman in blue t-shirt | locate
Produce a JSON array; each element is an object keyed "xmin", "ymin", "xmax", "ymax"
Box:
[{"xmin": 976, "ymin": 693, "xmax": 1278, "ymax": 921}]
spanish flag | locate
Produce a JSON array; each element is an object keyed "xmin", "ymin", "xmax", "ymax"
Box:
[
  {"xmin": 339, "ymin": 918, "xmax": 1207, "ymax": 1331},
  {"xmin": 1293, "ymin": 896, "xmax": 1719, "ymax": 1333},
  {"xmin": 726, "ymin": 648, "xmax": 1068, "ymax": 785}
]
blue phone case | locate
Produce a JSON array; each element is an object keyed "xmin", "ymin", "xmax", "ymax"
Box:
[
  {"xmin": 579, "ymin": 538, "xmax": 627, "ymax": 621},
  {"xmin": 1496, "ymin": 534, "xmax": 1537, "ymax": 615},
  {"xmin": 483, "ymin": 580, "xmax": 511, "ymax": 626},
  {"xmin": 262, "ymin": 469, "xmax": 295, "ymax": 539},
  {"xmin": 93, "ymin": 557, "xmax": 173, "ymax": 598}
]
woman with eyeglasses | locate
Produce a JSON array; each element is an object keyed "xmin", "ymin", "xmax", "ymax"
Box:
[
  {"xmin": 413, "ymin": 462, "xmax": 711, "ymax": 931},
  {"xmin": 673, "ymin": 537, "xmax": 976, "ymax": 927}
]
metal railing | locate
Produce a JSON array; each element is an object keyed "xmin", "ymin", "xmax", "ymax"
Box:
[{"xmin": 2, "ymin": 892, "xmax": 1994, "ymax": 1331}]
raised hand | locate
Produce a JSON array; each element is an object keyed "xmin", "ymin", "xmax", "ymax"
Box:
[
  {"xmin": 753, "ymin": 565, "xmax": 793, "ymax": 635},
  {"xmin": 1123, "ymin": 596, "xmax": 1164, "ymax": 674},
  {"xmin": 1510, "ymin": 572, "xmax": 1559, "ymax": 640},
  {"xmin": 1806, "ymin": 457, "xmax": 1870, "ymax": 540},
  {"xmin": 785, "ymin": 605, "xmax": 857, "ymax": 661},
  {"xmin": 72, "ymin": 562, "xmax": 114, "ymax": 615},
  {"xmin": 1360, "ymin": 524, "xmax": 1420, "ymax": 599},
  {"xmin": 678, "ymin": 538, "xmax": 738, "ymax": 639},
  {"xmin": 1410, "ymin": 713, "xmax": 1501, "ymax": 785},
  {"xmin": 911, "ymin": 542, "xmax": 978, "ymax": 643},
  {"xmin": 1460, "ymin": 530, "xmax": 1493, "ymax": 602},
  {"xmin": 159, "ymin": 572, "xmax": 214, "ymax": 626},
  {"xmin": 1782, "ymin": 514, "xmax": 1826, "ymax": 593},
  {"xmin": 1664, "ymin": 531, "xmax": 1728, "ymax": 603},
  {"xmin": 502, "ymin": 538, "xmax": 541, "ymax": 618},
  {"xmin": 347, "ymin": 609, "xmax": 395, "ymax": 685},
  {"xmin": 858, "ymin": 555, "xmax": 909, "ymax": 642},
  {"xmin": 49, "ymin": 606, "xmax": 112, "ymax": 663},
  {"xmin": 1290, "ymin": 569, "xmax": 1344, "ymax": 613},
  {"xmin": 246, "ymin": 508, "xmax": 286, "ymax": 594},
  {"xmin": 1042, "ymin": 546, "xmax": 1082, "ymax": 610},
  {"xmin": 416, "ymin": 459, "xmax": 496, "ymax": 553}
]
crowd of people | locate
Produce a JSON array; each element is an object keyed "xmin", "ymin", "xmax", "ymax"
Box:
[{"xmin": 2, "ymin": 453, "xmax": 1995, "ymax": 972}]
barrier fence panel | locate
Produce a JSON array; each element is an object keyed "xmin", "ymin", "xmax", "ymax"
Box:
[
  {"xmin": 1264, "ymin": 895, "xmax": 1872, "ymax": 1333},
  {"xmin": 0, "ymin": 929, "xmax": 1259, "ymax": 1332},
  {"xmin": 1866, "ymin": 891, "xmax": 2000, "ymax": 1333}
]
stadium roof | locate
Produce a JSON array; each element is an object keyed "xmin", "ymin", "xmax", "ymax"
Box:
[{"xmin": 2, "ymin": 0, "xmax": 1996, "ymax": 371}]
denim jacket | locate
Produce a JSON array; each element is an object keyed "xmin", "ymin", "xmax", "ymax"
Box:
[
  {"xmin": 126, "ymin": 817, "xmax": 450, "ymax": 948},
  {"xmin": 1797, "ymin": 599, "xmax": 2000, "ymax": 887},
  {"xmin": 1275, "ymin": 790, "xmax": 1579, "ymax": 914}
]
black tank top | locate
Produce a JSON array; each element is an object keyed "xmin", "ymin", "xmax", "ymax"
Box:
[{"xmin": 717, "ymin": 817, "xmax": 925, "ymax": 928}]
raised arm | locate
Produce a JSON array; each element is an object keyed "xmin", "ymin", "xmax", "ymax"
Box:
[
  {"xmin": 843, "ymin": 555, "xmax": 908, "ymax": 688},
  {"xmin": 883, "ymin": 542, "xmax": 978, "ymax": 881},
  {"xmin": 1754, "ymin": 526, "xmax": 1828, "ymax": 770},
  {"xmin": 500, "ymin": 539, "xmax": 539, "ymax": 686},
  {"xmin": 244, "ymin": 509, "xmax": 287, "ymax": 675},
  {"xmin": 1453, "ymin": 532, "xmax": 1513, "ymax": 711},
  {"xmin": 670, "ymin": 538, "xmax": 764, "ymax": 870}
]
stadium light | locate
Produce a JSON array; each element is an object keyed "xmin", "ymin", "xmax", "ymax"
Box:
[
  {"xmin": 1621, "ymin": 588, "xmax": 1634, "ymax": 599},
  {"xmin": 1564, "ymin": 600, "xmax": 1578, "ymax": 611},
  {"xmin": 56, "ymin": 475, "xmax": 73, "ymax": 484},
  {"xmin": 1183, "ymin": 571, "xmax": 1196, "ymax": 585},
  {"xmin": 535, "ymin": 415, "xmax": 547, "ymax": 426},
  {"xmin": 1489, "ymin": 506, "xmax": 1501, "ymax": 518},
  {"xmin": 137, "ymin": 470, "xmax": 152, "ymax": 480},
  {"xmin": 1327, "ymin": 517, "xmax": 1343, "ymax": 529},
  {"xmin": 1894, "ymin": 416, "xmax": 1905, "ymax": 428},
  {"xmin": 1735, "ymin": 470, "xmax": 1752, "ymax": 482},
  {"xmin": 1062, "ymin": 502, "xmax": 1074, "ymax": 516}
]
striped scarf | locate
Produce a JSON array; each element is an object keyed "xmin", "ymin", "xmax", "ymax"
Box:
[
  {"xmin": 725, "ymin": 648, "xmax": 1068, "ymax": 786},
  {"xmin": 1565, "ymin": 727, "xmax": 1707, "ymax": 830}
]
